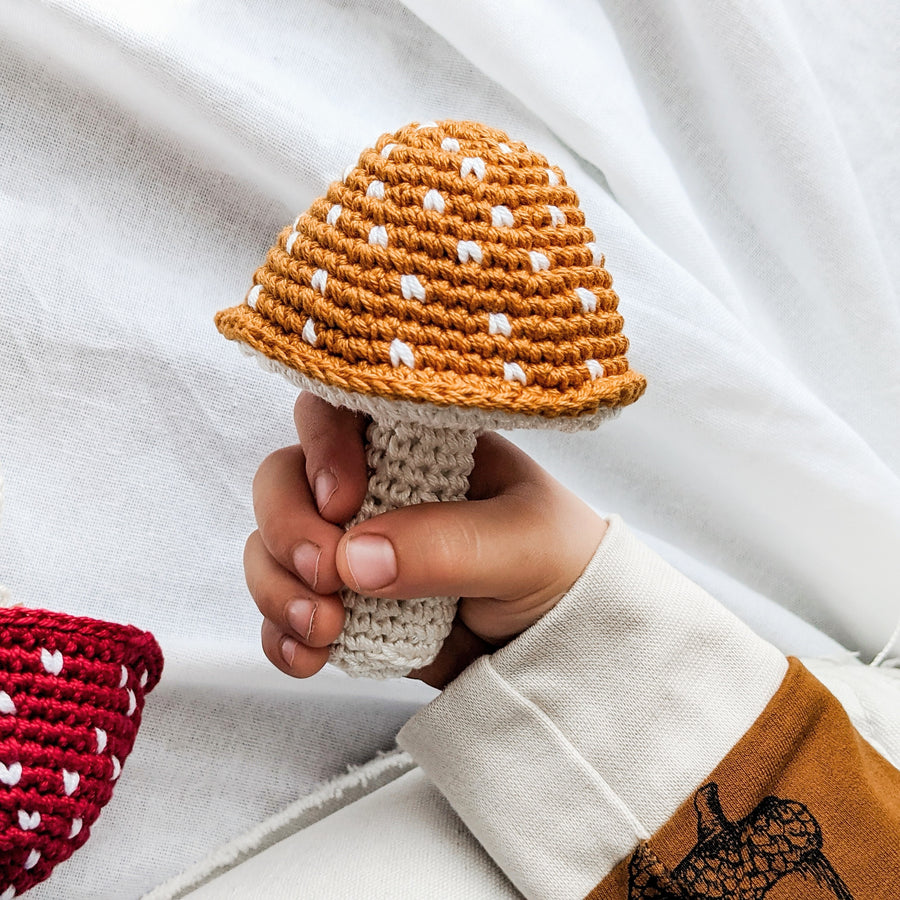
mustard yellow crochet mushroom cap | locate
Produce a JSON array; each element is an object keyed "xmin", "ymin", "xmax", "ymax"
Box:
[{"xmin": 215, "ymin": 120, "xmax": 646, "ymax": 430}]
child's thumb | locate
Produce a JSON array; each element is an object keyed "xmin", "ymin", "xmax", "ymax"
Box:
[{"xmin": 334, "ymin": 493, "xmax": 561, "ymax": 609}]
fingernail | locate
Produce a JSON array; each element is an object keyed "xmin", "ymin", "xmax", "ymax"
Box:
[
  {"xmin": 281, "ymin": 634, "xmax": 299, "ymax": 668},
  {"xmin": 345, "ymin": 534, "xmax": 397, "ymax": 591},
  {"xmin": 314, "ymin": 470, "xmax": 338, "ymax": 513},
  {"xmin": 292, "ymin": 541, "xmax": 322, "ymax": 591},
  {"xmin": 286, "ymin": 599, "xmax": 318, "ymax": 642}
]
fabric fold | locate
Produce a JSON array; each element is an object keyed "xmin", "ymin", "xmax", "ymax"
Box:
[{"xmin": 399, "ymin": 516, "xmax": 788, "ymax": 898}]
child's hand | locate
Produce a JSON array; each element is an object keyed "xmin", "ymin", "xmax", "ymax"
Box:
[{"xmin": 244, "ymin": 394, "xmax": 607, "ymax": 688}]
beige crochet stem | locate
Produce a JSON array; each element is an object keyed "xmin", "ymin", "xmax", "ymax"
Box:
[{"xmin": 328, "ymin": 418, "xmax": 477, "ymax": 678}]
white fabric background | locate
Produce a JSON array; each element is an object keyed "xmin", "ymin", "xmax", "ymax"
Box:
[{"xmin": 0, "ymin": 0, "xmax": 897, "ymax": 896}]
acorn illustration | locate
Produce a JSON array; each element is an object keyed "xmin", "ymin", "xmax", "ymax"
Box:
[
  {"xmin": 628, "ymin": 783, "xmax": 853, "ymax": 899},
  {"xmin": 216, "ymin": 120, "xmax": 646, "ymax": 678},
  {"xmin": 0, "ymin": 606, "xmax": 162, "ymax": 897}
]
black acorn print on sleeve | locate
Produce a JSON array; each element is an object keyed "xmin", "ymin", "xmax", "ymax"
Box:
[{"xmin": 627, "ymin": 783, "xmax": 853, "ymax": 899}]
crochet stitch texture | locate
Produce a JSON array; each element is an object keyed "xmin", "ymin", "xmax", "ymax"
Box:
[
  {"xmin": 216, "ymin": 120, "xmax": 646, "ymax": 678},
  {"xmin": 0, "ymin": 608, "xmax": 162, "ymax": 896},
  {"xmin": 216, "ymin": 119, "xmax": 646, "ymax": 423}
]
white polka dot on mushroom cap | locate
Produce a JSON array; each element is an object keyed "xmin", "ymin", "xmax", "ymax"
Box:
[
  {"xmin": 547, "ymin": 205, "xmax": 566, "ymax": 226},
  {"xmin": 586, "ymin": 242, "xmax": 603, "ymax": 265},
  {"xmin": 423, "ymin": 189, "xmax": 445, "ymax": 213},
  {"xmin": 400, "ymin": 274, "xmax": 426, "ymax": 300},
  {"xmin": 389, "ymin": 338, "xmax": 415, "ymax": 368},
  {"xmin": 575, "ymin": 287, "xmax": 597, "ymax": 313},
  {"xmin": 460, "ymin": 157, "xmax": 486, "ymax": 180},
  {"xmin": 326, "ymin": 204, "xmax": 342, "ymax": 225},
  {"xmin": 246, "ymin": 284, "xmax": 262, "ymax": 309},
  {"xmin": 491, "ymin": 205, "xmax": 514, "ymax": 227},
  {"xmin": 586, "ymin": 360, "xmax": 605, "ymax": 380},
  {"xmin": 528, "ymin": 251, "xmax": 550, "ymax": 272},
  {"xmin": 503, "ymin": 361, "xmax": 527, "ymax": 384},
  {"xmin": 441, "ymin": 137, "xmax": 460, "ymax": 153},
  {"xmin": 311, "ymin": 269, "xmax": 328, "ymax": 294},
  {"xmin": 488, "ymin": 312, "xmax": 511, "ymax": 336},
  {"xmin": 366, "ymin": 180, "xmax": 385, "ymax": 199},
  {"xmin": 369, "ymin": 225, "xmax": 388, "ymax": 247},
  {"xmin": 302, "ymin": 318, "xmax": 317, "ymax": 346},
  {"xmin": 457, "ymin": 240, "xmax": 483, "ymax": 264}
]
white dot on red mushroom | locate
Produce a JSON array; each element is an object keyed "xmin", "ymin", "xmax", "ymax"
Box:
[
  {"xmin": 62, "ymin": 770, "xmax": 79, "ymax": 795},
  {"xmin": 575, "ymin": 288, "xmax": 597, "ymax": 313},
  {"xmin": 17, "ymin": 810, "xmax": 39, "ymax": 830},
  {"xmin": 69, "ymin": 818, "xmax": 83, "ymax": 839},
  {"xmin": 40, "ymin": 648, "xmax": 62, "ymax": 674},
  {"xmin": 24, "ymin": 849, "xmax": 40, "ymax": 870}
]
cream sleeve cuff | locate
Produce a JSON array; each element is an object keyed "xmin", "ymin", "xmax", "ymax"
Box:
[{"xmin": 397, "ymin": 515, "xmax": 788, "ymax": 900}]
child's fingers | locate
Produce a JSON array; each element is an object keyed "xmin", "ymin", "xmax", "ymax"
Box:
[
  {"xmin": 260, "ymin": 617, "xmax": 332, "ymax": 679},
  {"xmin": 334, "ymin": 491, "xmax": 592, "ymax": 608},
  {"xmin": 466, "ymin": 431, "xmax": 546, "ymax": 501},
  {"xmin": 293, "ymin": 393, "xmax": 368, "ymax": 525},
  {"xmin": 244, "ymin": 530, "xmax": 346, "ymax": 649},
  {"xmin": 333, "ymin": 432, "xmax": 607, "ymax": 643},
  {"xmin": 408, "ymin": 620, "xmax": 494, "ymax": 688},
  {"xmin": 252, "ymin": 445, "xmax": 345, "ymax": 595}
]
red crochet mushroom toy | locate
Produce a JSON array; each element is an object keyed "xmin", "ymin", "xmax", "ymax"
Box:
[{"xmin": 0, "ymin": 606, "xmax": 163, "ymax": 897}]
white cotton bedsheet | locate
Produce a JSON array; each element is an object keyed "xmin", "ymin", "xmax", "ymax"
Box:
[{"xmin": 0, "ymin": 0, "xmax": 897, "ymax": 896}]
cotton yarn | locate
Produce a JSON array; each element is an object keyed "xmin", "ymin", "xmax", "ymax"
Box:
[
  {"xmin": 0, "ymin": 608, "xmax": 163, "ymax": 896},
  {"xmin": 215, "ymin": 119, "xmax": 645, "ymax": 425},
  {"xmin": 216, "ymin": 120, "xmax": 646, "ymax": 677},
  {"xmin": 330, "ymin": 421, "xmax": 476, "ymax": 676}
]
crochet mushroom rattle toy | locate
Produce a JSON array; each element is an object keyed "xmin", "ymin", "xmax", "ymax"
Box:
[
  {"xmin": 0, "ymin": 601, "xmax": 162, "ymax": 897},
  {"xmin": 215, "ymin": 120, "xmax": 646, "ymax": 679}
]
